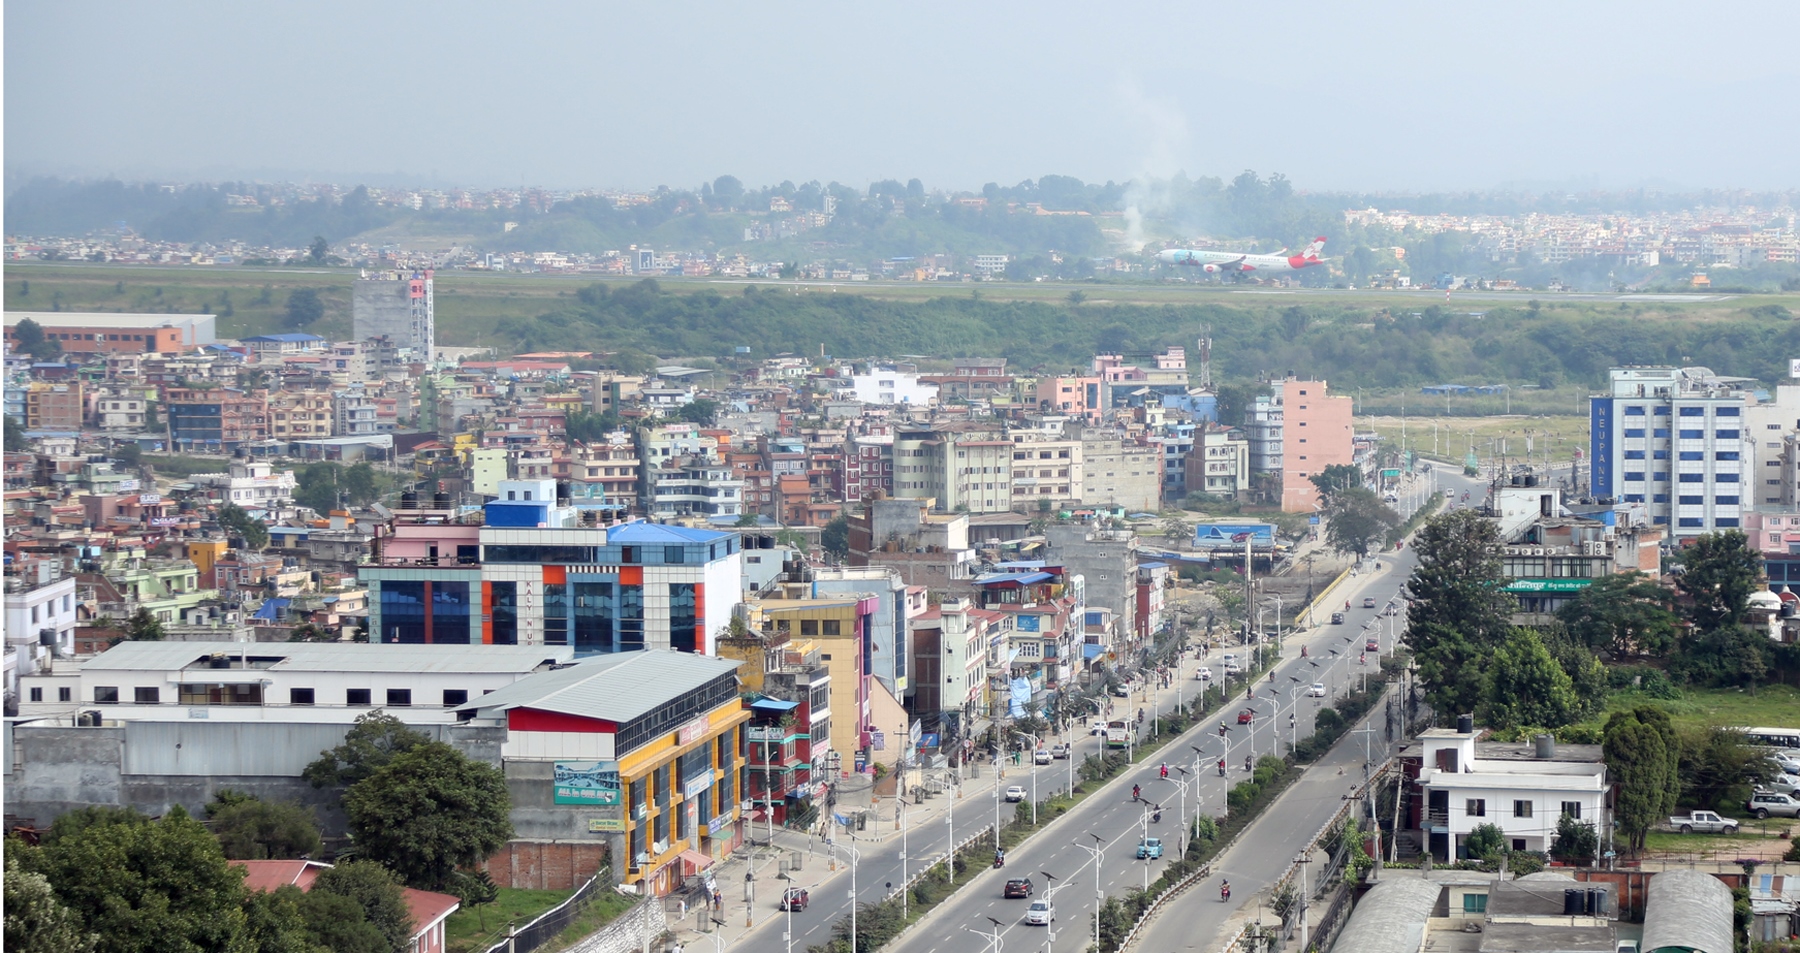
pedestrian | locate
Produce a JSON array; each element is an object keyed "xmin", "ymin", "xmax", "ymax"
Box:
[
  {"xmin": 713, "ymin": 890, "xmax": 723, "ymax": 912},
  {"xmin": 679, "ymin": 898, "xmax": 689, "ymax": 920}
]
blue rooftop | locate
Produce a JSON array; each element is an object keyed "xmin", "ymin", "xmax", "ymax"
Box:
[
  {"xmin": 608, "ymin": 521, "xmax": 732, "ymax": 544},
  {"xmin": 975, "ymin": 571, "xmax": 1054, "ymax": 587},
  {"xmin": 243, "ymin": 333, "xmax": 326, "ymax": 343}
]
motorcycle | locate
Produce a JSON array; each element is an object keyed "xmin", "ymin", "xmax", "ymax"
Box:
[
  {"xmin": 1244, "ymin": 755, "xmax": 1253, "ymax": 772},
  {"xmin": 993, "ymin": 853, "xmax": 1005, "ymax": 869},
  {"xmin": 1132, "ymin": 785, "xmax": 1141, "ymax": 802},
  {"xmin": 1217, "ymin": 760, "xmax": 1226, "ymax": 777},
  {"xmin": 1221, "ymin": 883, "xmax": 1232, "ymax": 902},
  {"xmin": 1152, "ymin": 810, "xmax": 1162, "ymax": 823}
]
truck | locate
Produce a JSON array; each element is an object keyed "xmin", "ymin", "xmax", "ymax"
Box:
[
  {"xmin": 1667, "ymin": 810, "xmax": 1740, "ymax": 834},
  {"xmin": 1105, "ymin": 720, "xmax": 1131, "ymax": 750}
]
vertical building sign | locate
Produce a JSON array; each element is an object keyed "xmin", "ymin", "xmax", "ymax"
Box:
[{"xmin": 1590, "ymin": 397, "xmax": 1613, "ymax": 498}]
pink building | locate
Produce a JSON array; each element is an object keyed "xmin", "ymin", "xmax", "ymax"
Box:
[
  {"xmin": 1035, "ymin": 376, "xmax": 1102, "ymax": 423},
  {"xmin": 1279, "ymin": 380, "xmax": 1355, "ymax": 513}
]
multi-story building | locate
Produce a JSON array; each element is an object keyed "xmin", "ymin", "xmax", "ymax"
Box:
[
  {"xmin": 919, "ymin": 358, "xmax": 1012, "ymax": 403},
  {"xmin": 360, "ymin": 482, "xmax": 742, "ymax": 655},
  {"xmin": 333, "ymin": 383, "xmax": 380, "ymax": 436},
  {"xmin": 843, "ymin": 432, "xmax": 894, "ymax": 502},
  {"xmin": 1035, "ymin": 376, "xmax": 1103, "ymax": 423},
  {"xmin": 1589, "ymin": 366, "xmax": 1748, "ymax": 535},
  {"xmin": 4, "ymin": 311, "xmax": 215, "ymax": 355},
  {"xmin": 893, "ymin": 424, "xmax": 1015, "ymax": 514},
  {"xmin": 971, "ymin": 564, "xmax": 1085, "ymax": 714},
  {"xmin": 1077, "ymin": 429, "xmax": 1161, "ymax": 512},
  {"xmin": 1245, "ymin": 389, "xmax": 1284, "ymax": 486},
  {"xmin": 1044, "ymin": 521, "xmax": 1136, "ymax": 647},
  {"xmin": 353, "ymin": 271, "xmax": 434, "ymax": 362},
  {"xmin": 811, "ymin": 565, "xmax": 920, "ymax": 698},
  {"xmin": 1407, "ymin": 721, "xmax": 1608, "ymax": 863},
  {"xmin": 1184, "ymin": 426, "xmax": 1251, "ymax": 499},
  {"xmin": 909, "ymin": 598, "xmax": 1007, "ymax": 766},
  {"xmin": 91, "ymin": 387, "xmax": 151, "ymax": 431},
  {"xmin": 456, "ymin": 651, "xmax": 749, "ymax": 894},
  {"xmin": 846, "ymin": 497, "xmax": 980, "ymax": 589},
  {"xmin": 644, "ymin": 456, "xmax": 744, "ymax": 520},
  {"xmin": 849, "ymin": 365, "xmax": 939, "ymax": 406},
  {"xmin": 1277, "ymin": 380, "xmax": 1355, "ymax": 513},
  {"xmin": 4, "ymin": 557, "xmax": 79, "ymax": 703},
  {"xmin": 749, "ymin": 595, "xmax": 876, "ymax": 775},
  {"xmin": 25, "ymin": 382, "xmax": 84, "ymax": 431},
  {"xmin": 1010, "ymin": 432, "xmax": 1083, "ymax": 509},
  {"xmin": 560, "ymin": 433, "xmax": 641, "ymax": 512},
  {"xmin": 165, "ymin": 386, "xmax": 269, "ymax": 452},
  {"xmin": 267, "ymin": 388, "xmax": 334, "ymax": 441},
  {"xmin": 190, "ymin": 458, "xmax": 298, "ymax": 510},
  {"xmin": 717, "ymin": 629, "xmax": 830, "ymax": 829}
]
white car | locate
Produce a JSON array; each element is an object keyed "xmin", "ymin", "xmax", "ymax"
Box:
[
  {"xmin": 1005, "ymin": 785, "xmax": 1027, "ymax": 802},
  {"xmin": 1025, "ymin": 899, "xmax": 1055, "ymax": 925},
  {"xmin": 1195, "ymin": 666, "xmax": 1212, "ymax": 681},
  {"xmin": 1223, "ymin": 661, "xmax": 1242, "ymax": 676},
  {"xmin": 1771, "ymin": 753, "xmax": 1800, "ymax": 774},
  {"xmin": 1307, "ymin": 683, "xmax": 1327, "ymax": 698},
  {"xmin": 1034, "ymin": 748, "xmax": 1052, "ymax": 765}
]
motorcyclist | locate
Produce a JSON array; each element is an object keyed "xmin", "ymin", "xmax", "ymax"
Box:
[
  {"xmin": 1221, "ymin": 880, "xmax": 1232, "ymax": 901},
  {"xmin": 1159, "ymin": 763, "xmax": 1169, "ymax": 779},
  {"xmin": 994, "ymin": 849, "xmax": 1005, "ymax": 868},
  {"xmin": 1152, "ymin": 807, "xmax": 1163, "ymax": 823},
  {"xmin": 1218, "ymin": 723, "xmax": 1227, "ymax": 737},
  {"xmin": 1217, "ymin": 759, "xmax": 1226, "ymax": 776},
  {"xmin": 1132, "ymin": 784, "xmax": 1141, "ymax": 801}
]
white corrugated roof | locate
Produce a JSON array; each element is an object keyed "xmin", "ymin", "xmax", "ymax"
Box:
[
  {"xmin": 81, "ymin": 641, "xmax": 573, "ymax": 675},
  {"xmin": 460, "ymin": 650, "xmax": 742, "ymax": 722}
]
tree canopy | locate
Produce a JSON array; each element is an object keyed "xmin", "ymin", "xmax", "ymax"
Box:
[
  {"xmin": 1604, "ymin": 706, "xmax": 1680, "ymax": 851},
  {"xmin": 309, "ymin": 861, "xmax": 413, "ymax": 953},
  {"xmin": 1309, "ymin": 463, "xmax": 1364, "ymax": 501},
  {"xmin": 1675, "ymin": 530, "xmax": 1762, "ymax": 635},
  {"xmin": 1402, "ymin": 510, "xmax": 1515, "ymax": 715},
  {"xmin": 1322, "ymin": 487, "xmax": 1400, "ymax": 561},
  {"xmin": 206, "ymin": 791, "xmax": 322, "ymax": 861},
  {"xmin": 343, "ymin": 741, "xmax": 513, "ymax": 890},
  {"xmin": 1555, "ymin": 571, "xmax": 1678, "ymax": 659},
  {"xmin": 4, "ymin": 850, "xmax": 98, "ymax": 953},
  {"xmin": 1477, "ymin": 628, "xmax": 1581, "ymax": 730},
  {"xmin": 283, "ymin": 288, "xmax": 325, "ymax": 329},
  {"xmin": 303, "ymin": 710, "xmax": 430, "ymax": 790},
  {"xmin": 217, "ymin": 501, "xmax": 269, "ymax": 551}
]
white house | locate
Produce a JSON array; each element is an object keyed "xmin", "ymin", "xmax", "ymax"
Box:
[
  {"xmin": 4, "ymin": 558, "xmax": 79, "ymax": 702},
  {"xmin": 1415, "ymin": 722, "xmax": 1609, "ymax": 863},
  {"xmin": 850, "ymin": 367, "xmax": 939, "ymax": 407}
]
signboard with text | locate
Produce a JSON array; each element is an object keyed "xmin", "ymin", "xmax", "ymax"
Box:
[
  {"xmin": 587, "ymin": 817, "xmax": 625, "ymax": 833},
  {"xmin": 553, "ymin": 761, "xmax": 621, "ymax": 805}
]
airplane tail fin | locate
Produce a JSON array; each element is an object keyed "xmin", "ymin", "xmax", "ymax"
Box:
[{"xmin": 1303, "ymin": 237, "xmax": 1327, "ymax": 260}]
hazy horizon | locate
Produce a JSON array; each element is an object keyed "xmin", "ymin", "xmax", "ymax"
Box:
[{"xmin": 7, "ymin": 1, "xmax": 1800, "ymax": 194}]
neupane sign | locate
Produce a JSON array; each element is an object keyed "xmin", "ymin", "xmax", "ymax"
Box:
[{"xmin": 554, "ymin": 761, "xmax": 621, "ymax": 805}]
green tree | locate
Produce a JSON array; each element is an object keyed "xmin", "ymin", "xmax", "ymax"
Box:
[
  {"xmin": 821, "ymin": 514, "xmax": 850, "ymax": 559},
  {"xmin": 288, "ymin": 622, "xmax": 334, "ymax": 642},
  {"xmin": 1674, "ymin": 530, "xmax": 1762, "ymax": 635},
  {"xmin": 124, "ymin": 606, "xmax": 165, "ymax": 642},
  {"xmin": 1066, "ymin": 289, "xmax": 1087, "ymax": 306},
  {"xmin": 735, "ymin": 512, "xmax": 759, "ymax": 528},
  {"xmin": 343, "ymin": 742, "xmax": 513, "ymax": 890},
  {"xmin": 1403, "ymin": 510, "xmax": 1514, "ymax": 715},
  {"xmin": 447, "ymin": 869, "xmax": 501, "ymax": 932},
  {"xmin": 1677, "ymin": 726, "xmax": 1774, "ymax": 811},
  {"xmin": 1555, "ymin": 571, "xmax": 1678, "ymax": 658},
  {"xmin": 12, "ymin": 317, "xmax": 63, "ymax": 361},
  {"xmin": 303, "ymin": 710, "xmax": 431, "ymax": 790},
  {"xmin": 1604, "ymin": 706, "xmax": 1681, "ymax": 851},
  {"xmin": 296, "ymin": 890, "xmax": 390, "ymax": 953},
  {"xmin": 241, "ymin": 884, "xmax": 318, "ymax": 953},
  {"xmin": 1549, "ymin": 813, "xmax": 1599, "ymax": 864},
  {"xmin": 711, "ymin": 175, "xmax": 745, "ymax": 208},
  {"xmin": 1477, "ymin": 629, "xmax": 1580, "ymax": 730},
  {"xmin": 208, "ymin": 795, "xmax": 322, "ymax": 860},
  {"xmin": 1464, "ymin": 822, "xmax": 1505, "ymax": 861},
  {"xmin": 308, "ymin": 236, "xmax": 329, "ymax": 265},
  {"xmin": 1671, "ymin": 623, "xmax": 1769, "ymax": 688},
  {"xmin": 310, "ymin": 861, "xmax": 413, "ymax": 953},
  {"xmin": 25, "ymin": 805, "xmax": 251, "ymax": 953},
  {"xmin": 1322, "ymin": 487, "xmax": 1400, "ymax": 561},
  {"xmin": 218, "ymin": 501, "xmax": 270, "ymax": 551},
  {"xmin": 284, "ymin": 288, "xmax": 325, "ymax": 329},
  {"xmin": 1308, "ymin": 463, "xmax": 1364, "ymax": 501},
  {"xmin": 675, "ymin": 398, "xmax": 719, "ymax": 426},
  {"xmin": 4, "ymin": 850, "xmax": 99, "ymax": 953},
  {"xmin": 5, "ymin": 414, "xmax": 27, "ymax": 451}
]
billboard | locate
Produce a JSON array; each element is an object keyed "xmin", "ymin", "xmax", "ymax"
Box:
[
  {"xmin": 553, "ymin": 761, "xmax": 621, "ymax": 805},
  {"xmin": 1589, "ymin": 397, "xmax": 1613, "ymax": 498}
]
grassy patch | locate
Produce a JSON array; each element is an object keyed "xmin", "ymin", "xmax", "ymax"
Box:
[
  {"xmin": 546, "ymin": 890, "xmax": 639, "ymax": 952},
  {"xmin": 1604, "ymin": 683, "xmax": 1800, "ymax": 731},
  {"xmin": 444, "ymin": 887, "xmax": 571, "ymax": 953},
  {"xmin": 143, "ymin": 453, "xmax": 232, "ymax": 477},
  {"xmin": 1644, "ymin": 817, "xmax": 1796, "ymax": 860}
]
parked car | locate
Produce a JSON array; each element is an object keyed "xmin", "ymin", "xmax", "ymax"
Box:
[
  {"xmin": 1135, "ymin": 837, "xmax": 1165, "ymax": 859},
  {"xmin": 1362, "ymin": 597, "xmax": 1377, "ymax": 608},
  {"xmin": 1034, "ymin": 748, "xmax": 1052, "ymax": 765},
  {"xmin": 1236, "ymin": 709, "xmax": 1255, "ymax": 724},
  {"xmin": 1109, "ymin": 683, "xmax": 1131, "ymax": 698},
  {"xmin": 780, "ymin": 888, "xmax": 809, "ymax": 911},
  {"xmin": 1003, "ymin": 878, "xmax": 1034, "ymax": 899},
  {"xmin": 1747, "ymin": 791, "xmax": 1800, "ymax": 819},
  {"xmin": 1668, "ymin": 810, "xmax": 1740, "ymax": 834},
  {"xmin": 1025, "ymin": 900, "xmax": 1055, "ymax": 925},
  {"xmin": 1050, "ymin": 743, "xmax": 1069, "ymax": 759},
  {"xmin": 1195, "ymin": 666, "xmax": 1213, "ymax": 681},
  {"xmin": 1307, "ymin": 683, "xmax": 1326, "ymax": 698},
  {"xmin": 1769, "ymin": 753, "xmax": 1800, "ymax": 775},
  {"xmin": 1330, "ymin": 612, "xmax": 1346, "ymax": 625},
  {"xmin": 1005, "ymin": 785, "xmax": 1027, "ymax": 802}
]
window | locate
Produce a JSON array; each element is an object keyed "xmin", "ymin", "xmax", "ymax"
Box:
[
  {"xmin": 1561, "ymin": 801, "xmax": 1582, "ymax": 818},
  {"xmin": 1463, "ymin": 894, "xmax": 1489, "ymax": 914},
  {"xmin": 134, "ymin": 687, "xmax": 161, "ymax": 704},
  {"xmin": 58, "ymin": 687, "xmax": 71, "ymax": 702},
  {"xmin": 1511, "ymin": 838, "xmax": 1526, "ymax": 852},
  {"xmin": 1679, "ymin": 451, "xmax": 1704, "ymax": 461},
  {"xmin": 1466, "ymin": 798, "xmax": 1486, "ymax": 817},
  {"xmin": 1679, "ymin": 406, "xmax": 1705, "ymax": 416},
  {"xmin": 620, "ymin": 546, "xmax": 639, "ymax": 564},
  {"xmin": 347, "ymin": 688, "xmax": 372, "ymax": 706},
  {"xmin": 29, "ymin": 687, "xmax": 43, "ymax": 702},
  {"xmin": 800, "ymin": 620, "xmax": 819, "ymax": 636},
  {"xmin": 386, "ymin": 689, "xmax": 412, "ymax": 707},
  {"xmin": 1679, "ymin": 495, "xmax": 1704, "ymax": 505},
  {"xmin": 665, "ymin": 546, "xmax": 685, "ymax": 564},
  {"xmin": 1623, "ymin": 428, "xmax": 1645, "ymax": 438},
  {"xmin": 1624, "ymin": 406, "xmax": 1645, "ymax": 416},
  {"xmin": 1679, "ymin": 429, "xmax": 1704, "ymax": 439},
  {"xmin": 95, "ymin": 686, "xmax": 120, "ymax": 704},
  {"xmin": 290, "ymin": 688, "xmax": 315, "ymax": 705},
  {"xmin": 1716, "ymin": 430, "xmax": 1740, "ymax": 440},
  {"xmin": 443, "ymin": 689, "xmax": 469, "ymax": 707},
  {"xmin": 1514, "ymin": 800, "xmax": 1533, "ymax": 818},
  {"xmin": 821, "ymin": 619, "xmax": 841, "ymax": 636}
]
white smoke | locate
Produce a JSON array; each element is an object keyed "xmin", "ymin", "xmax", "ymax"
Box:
[{"xmin": 1116, "ymin": 77, "xmax": 1192, "ymax": 253}]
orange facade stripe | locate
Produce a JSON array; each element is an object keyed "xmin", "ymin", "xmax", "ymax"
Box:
[{"xmin": 543, "ymin": 565, "xmax": 566, "ymax": 584}]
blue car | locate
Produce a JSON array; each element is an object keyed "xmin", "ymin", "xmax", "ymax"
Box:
[{"xmin": 1135, "ymin": 837, "xmax": 1164, "ymax": 859}]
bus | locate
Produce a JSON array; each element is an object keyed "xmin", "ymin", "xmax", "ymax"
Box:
[
  {"xmin": 1105, "ymin": 720, "xmax": 1131, "ymax": 749},
  {"xmin": 1732, "ymin": 727, "xmax": 1800, "ymax": 750}
]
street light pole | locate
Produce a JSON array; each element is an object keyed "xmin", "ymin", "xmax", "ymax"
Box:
[
  {"xmin": 776, "ymin": 872, "xmax": 797, "ymax": 953},
  {"xmin": 1077, "ymin": 833, "xmax": 1105, "ymax": 951},
  {"xmin": 898, "ymin": 798, "xmax": 909, "ymax": 919},
  {"xmin": 1172, "ymin": 770, "xmax": 1191, "ymax": 854}
]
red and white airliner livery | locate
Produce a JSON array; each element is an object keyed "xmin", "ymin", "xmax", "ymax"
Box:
[{"xmin": 1156, "ymin": 236, "xmax": 1327, "ymax": 274}]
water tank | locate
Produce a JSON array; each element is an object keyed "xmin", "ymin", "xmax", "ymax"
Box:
[
  {"xmin": 1534, "ymin": 734, "xmax": 1557, "ymax": 759},
  {"xmin": 1456, "ymin": 713, "xmax": 1475, "ymax": 734},
  {"xmin": 434, "ymin": 492, "xmax": 451, "ymax": 509},
  {"xmin": 1525, "ymin": 474, "xmax": 1538, "ymax": 487},
  {"xmin": 1564, "ymin": 889, "xmax": 1584, "ymax": 915},
  {"xmin": 400, "ymin": 491, "xmax": 418, "ymax": 510}
]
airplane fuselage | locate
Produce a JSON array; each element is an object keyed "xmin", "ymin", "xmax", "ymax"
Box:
[{"xmin": 1157, "ymin": 237, "xmax": 1327, "ymax": 273}]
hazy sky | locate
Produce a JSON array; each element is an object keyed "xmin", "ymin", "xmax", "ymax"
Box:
[{"xmin": 8, "ymin": 1, "xmax": 1799, "ymax": 193}]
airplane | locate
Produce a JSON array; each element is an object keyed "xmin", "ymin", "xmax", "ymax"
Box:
[{"xmin": 1156, "ymin": 237, "xmax": 1327, "ymax": 275}]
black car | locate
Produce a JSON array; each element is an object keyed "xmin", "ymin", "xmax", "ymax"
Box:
[{"xmin": 1004, "ymin": 878, "xmax": 1034, "ymax": 898}]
